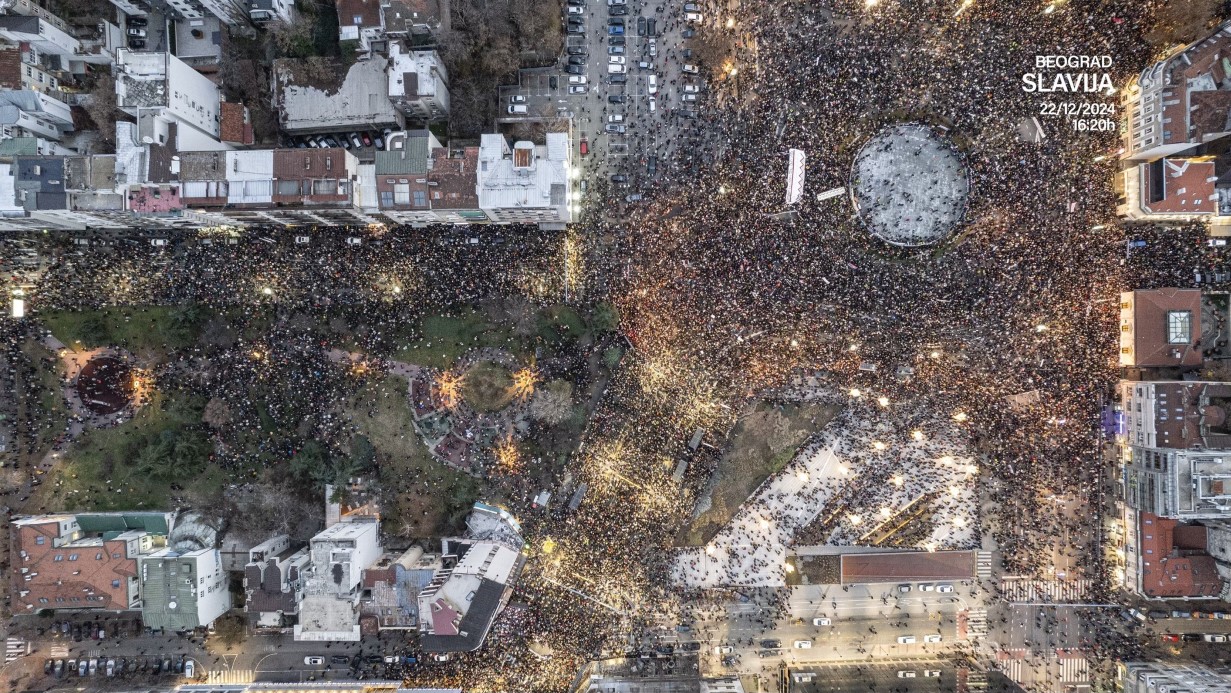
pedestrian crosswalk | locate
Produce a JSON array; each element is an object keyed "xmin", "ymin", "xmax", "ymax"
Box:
[
  {"xmin": 966, "ymin": 608, "xmax": 988, "ymax": 637},
  {"xmin": 994, "ymin": 648, "xmax": 1090, "ymax": 688},
  {"xmin": 206, "ymin": 668, "xmax": 254, "ymax": 684},
  {"xmin": 976, "ymin": 551, "xmax": 993, "ymax": 580},
  {"xmin": 1059, "ymin": 656, "xmax": 1089, "ymax": 683},
  {"xmin": 4, "ymin": 638, "xmax": 28, "ymax": 663},
  {"xmin": 1000, "ymin": 578, "xmax": 1090, "ymax": 603}
]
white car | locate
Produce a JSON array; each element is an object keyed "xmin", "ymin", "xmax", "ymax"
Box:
[
  {"xmin": 682, "ymin": 84, "xmax": 701, "ymax": 93},
  {"xmin": 150, "ymin": 238, "xmax": 167, "ymax": 247},
  {"xmin": 898, "ymin": 671, "xmax": 917, "ymax": 678},
  {"xmin": 345, "ymin": 237, "xmax": 362, "ymax": 246},
  {"xmin": 294, "ymin": 235, "xmax": 309, "ymax": 244},
  {"xmin": 184, "ymin": 660, "xmax": 195, "ymax": 678},
  {"xmin": 569, "ymin": 85, "xmax": 588, "ymax": 94},
  {"xmin": 812, "ymin": 617, "xmax": 831, "ymax": 626},
  {"xmin": 919, "ymin": 583, "xmax": 935, "ymax": 592},
  {"xmin": 567, "ymin": 5, "xmax": 583, "ymax": 13},
  {"xmin": 685, "ymin": 11, "xmax": 702, "ymax": 21},
  {"xmin": 607, "ymin": 0, "xmax": 626, "ymax": 4},
  {"xmin": 608, "ymin": 63, "xmax": 626, "ymax": 74},
  {"xmin": 682, "ymin": 64, "xmax": 699, "ymax": 74},
  {"xmin": 609, "ymin": 56, "xmax": 626, "ymax": 64},
  {"xmin": 1209, "ymin": 238, "xmax": 1228, "ymax": 246},
  {"xmin": 681, "ymin": 93, "xmax": 697, "ymax": 102},
  {"xmin": 936, "ymin": 583, "xmax": 954, "ymax": 593},
  {"xmin": 569, "ymin": 75, "xmax": 588, "ymax": 84},
  {"xmin": 924, "ymin": 634, "xmax": 942, "ymax": 643},
  {"xmin": 714, "ymin": 645, "xmax": 732, "ymax": 654},
  {"xmin": 925, "ymin": 670, "xmax": 941, "ymax": 678},
  {"xmin": 648, "ymin": 74, "xmax": 658, "ymax": 94},
  {"xmin": 648, "ymin": 95, "xmax": 656, "ymax": 112},
  {"xmin": 896, "ymin": 635, "xmax": 916, "ymax": 644},
  {"xmin": 303, "ymin": 656, "xmax": 324, "ymax": 666},
  {"xmin": 793, "ymin": 640, "xmax": 812, "ymax": 649},
  {"xmin": 608, "ymin": 114, "xmax": 624, "ymax": 123}
]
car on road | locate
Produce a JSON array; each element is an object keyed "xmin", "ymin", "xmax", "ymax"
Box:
[
  {"xmin": 759, "ymin": 639, "xmax": 781, "ymax": 649},
  {"xmin": 604, "ymin": 123, "xmax": 626, "ymax": 133},
  {"xmin": 682, "ymin": 64, "xmax": 699, "ymax": 74},
  {"xmin": 648, "ymin": 74, "xmax": 657, "ymax": 93},
  {"xmin": 925, "ymin": 671, "xmax": 941, "ymax": 678},
  {"xmin": 898, "ymin": 671, "xmax": 917, "ymax": 678},
  {"xmin": 714, "ymin": 645, "xmax": 732, "ymax": 654},
  {"xmin": 304, "ymin": 656, "xmax": 325, "ymax": 666},
  {"xmin": 813, "ymin": 617, "xmax": 831, "ymax": 626},
  {"xmin": 898, "ymin": 583, "xmax": 912, "ymax": 593},
  {"xmin": 897, "ymin": 635, "xmax": 916, "ymax": 644},
  {"xmin": 936, "ymin": 584, "xmax": 954, "ymax": 593},
  {"xmin": 151, "ymin": 238, "xmax": 167, "ymax": 246},
  {"xmin": 609, "ymin": 55, "xmax": 626, "ymax": 64},
  {"xmin": 919, "ymin": 583, "xmax": 935, "ymax": 592},
  {"xmin": 793, "ymin": 640, "xmax": 812, "ymax": 649},
  {"xmin": 568, "ymin": 46, "xmax": 587, "ymax": 55},
  {"xmin": 608, "ymin": 94, "xmax": 625, "ymax": 103},
  {"xmin": 684, "ymin": 11, "xmax": 702, "ymax": 21},
  {"xmin": 330, "ymin": 655, "xmax": 351, "ymax": 665},
  {"xmin": 924, "ymin": 634, "xmax": 942, "ymax": 643},
  {"xmin": 608, "ymin": 114, "xmax": 624, "ymax": 122},
  {"xmin": 608, "ymin": 45, "xmax": 624, "ymax": 54},
  {"xmin": 579, "ymin": 138, "xmax": 588, "ymax": 155},
  {"xmin": 568, "ymin": 85, "xmax": 588, "ymax": 94}
]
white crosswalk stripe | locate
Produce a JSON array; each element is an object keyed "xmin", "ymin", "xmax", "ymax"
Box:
[
  {"xmin": 207, "ymin": 668, "xmax": 254, "ymax": 684},
  {"xmin": 1060, "ymin": 657, "xmax": 1089, "ymax": 683},
  {"xmin": 995, "ymin": 655, "xmax": 1025, "ymax": 683},
  {"xmin": 976, "ymin": 551, "xmax": 994, "ymax": 580},
  {"xmin": 5, "ymin": 638, "xmax": 29, "ymax": 663},
  {"xmin": 1000, "ymin": 578, "xmax": 1090, "ymax": 603},
  {"xmin": 966, "ymin": 608, "xmax": 988, "ymax": 636}
]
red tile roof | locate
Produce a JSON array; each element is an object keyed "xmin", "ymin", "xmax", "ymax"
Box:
[
  {"xmin": 1125, "ymin": 288, "xmax": 1203, "ymax": 368},
  {"xmin": 0, "ymin": 47, "xmax": 22, "ymax": 90},
  {"xmin": 219, "ymin": 101, "xmax": 254, "ymax": 146},
  {"xmin": 1142, "ymin": 159, "xmax": 1216, "ymax": 214},
  {"xmin": 1137, "ymin": 512, "xmax": 1223, "ymax": 598},
  {"xmin": 336, "ymin": 0, "xmax": 381, "ymax": 27},
  {"xmin": 840, "ymin": 550, "xmax": 976, "ymax": 583},
  {"xmin": 9, "ymin": 518, "xmax": 135, "ymax": 612}
]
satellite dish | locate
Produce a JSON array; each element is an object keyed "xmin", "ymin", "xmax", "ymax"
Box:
[{"xmin": 168, "ymin": 600, "xmax": 177, "ymax": 610}]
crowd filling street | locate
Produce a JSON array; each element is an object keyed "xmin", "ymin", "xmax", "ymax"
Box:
[{"xmin": 3, "ymin": 0, "xmax": 1230, "ymax": 691}]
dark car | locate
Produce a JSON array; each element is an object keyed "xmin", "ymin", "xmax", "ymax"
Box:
[
  {"xmin": 568, "ymin": 56, "xmax": 586, "ymax": 66},
  {"xmin": 567, "ymin": 46, "xmax": 587, "ymax": 55},
  {"xmin": 331, "ymin": 655, "xmax": 351, "ymax": 665},
  {"xmin": 127, "ymin": 39, "xmax": 146, "ymax": 49},
  {"xmin": 637, "ymin": 16, "xmax": 646, "ymax": 35},
  {"xmin": 646, "ymin": 156, "xmax": 657, "ymax": 173},
  {"xmin": 568, "ymin": 23, "xmax": 585, "ymax": 33},
  {"xmin": 567, "ymin": 64, "xmax": 585, "ymax": 75},
  {"xmin": 682, "ymin": 27, "xmax": 695, "ymax": 38},
  {"xmin": 607, "ymin": 17, "xmax": 624, "ymax": 25},
  {"xmin": 364, "ymin": 654, "xmax": 383, "ymax": 664},
  {"xmin": 608, "ymin": 94, "xmax": 625, "ymax": 103},
  {"xmin": 127, "ymin": 15, "xmax": 147, "ymax": 25},
  {"xmin": 45, "ymin": 659, "xmax": 54, "ymax": 675},
  {"xmin": 360, "ymin": 132, "xmax": 372, "ymax": 147},
  {"xmin": 760, "ymin": 639, "xmax": 782, "ymax": 648},
  {"xmin": 646, "ymin": 18, "xmax": 656, "ymax": 36},
  {"xmin": 1182, "ymin": 633, "xmax": 1202, "ymax": 642},
  {"xmin": 609, "ymin": 4, "xmax": 627, "ymax": 14},
  {"xmin": 608, "ymin": 35, "xmax": 625, "ymax": 45},
  {"xmin": 681, "ymin": 642, "xmax": 701, "ymax": 651},
  {"xmin": 549, "ymin": 75, "xmax": 558, "ymax": 89},
  {"xmin": 152, "ymin": 659, "xmax": 162, "ymax": 674},
  {"xmin": 611, "ymin": 174, "xmax": 628, "ymax": 183}
]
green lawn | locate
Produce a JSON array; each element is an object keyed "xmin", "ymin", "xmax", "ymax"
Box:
[
  {"xmin": 342, "ymin": 374, "xmax": 485, "ymax": 537},
  {"xmin": 395, "ymin": 308, "xmax": 523, "ymax": 369},
  {"xmin": 12, "ymin": 337, "xmax": 68, "ymax": 465},
  {"xmin": 40, "ymin": 306, "xmax": 204, "ymax": 352},
  {"xmin": 679, "ymin": 401, "xmax": 841, "ymax": 546},
  {"xmin": 36, "ymin": 391, "xmax": 225, "ymax": 512}
]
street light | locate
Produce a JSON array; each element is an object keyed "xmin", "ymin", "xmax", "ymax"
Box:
[
  {"xmin": 261, "ymin": 287, "xmax": 273, "ymax": 296},
  {"xmin": 892, "ymin": 475, "xmax": 904, "ymax": 487},
  {"xmin": 911, "ymin": 430, "xmax": 924, "ymax": 441},
  {"xmin": 849, "ymin": 388, "xmax": 863, "ymax": 398},
  {"xmin": 877, "ymin": 396, "xmax": 889, "ymax": 407},
  {"xmin": 953, "ymin": 411, "xmax": 968, "ymax": 422},
  {"xmin": 725, "ymin": 16, "xmax": 735, "ymax": 28},
  {"xmin": 872, "ymin": 441, "xmax": 886, "ymax": 451}
]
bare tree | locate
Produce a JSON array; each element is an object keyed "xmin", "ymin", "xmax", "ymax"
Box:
[
  {"xmin": 1146, "ymin": 0, "xmax": 1221, "ymax": 48},
  {"xmin": 202, "ymin": 397, "xmax": 233, "ymax": 429},
  {"xmin": 529, "ymin": 380, "xmax": 574, "ymax": 426},
  {"xmin": 82, "ymin": 74, "xmax": 118, "ymax": 150}
]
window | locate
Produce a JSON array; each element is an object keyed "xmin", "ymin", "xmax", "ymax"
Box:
[
  {"xmin": 37, "ymin": 597, "xmax": 48, "ymax": 604},
  {"xmin": 394, "ymin": 183, "xmax": 410, "ymax": 205},
  {"xmin": 413, "ymin": 190, "xmax": 426, "ymax": 207},
  {"xmin": 35, "ymin": 536, "xmax": 44, "ymax": 545},
  {"xmin": 112, "ymin": 580, "xmax": 120, "ymax": 588},
  {"xmin": 379, "ymin": 191, "xmax": 393, "ymax": 207},
  {"xmin": 111, "ymin": 552, "xmax": 121, "ymax": 559},
  {"xmin": 1166, "ymin": 310, "xmax": 1191, "ymax": 344},
  {"xmin": 95, "ymin": 552, "xmax": 102, "ymax": 560},
  {"xmin": 53, "ymin": 554, "xmax": 63, "ymax": 561},
  {"xmin": 68, "ymin": 554, "xmax": 78, "ymax": 561}
]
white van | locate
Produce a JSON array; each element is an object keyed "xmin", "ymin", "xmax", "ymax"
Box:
[
  {"xmin": 897, "ymin": 635, "xmax": 916, "ymax": 644},
  {"xmin": 648, "ymin": 74, "xmax": 658, "ymax": 94},
  {"xmin": 608, "ymin": 63, "xmax": 626, "ymax": 74},
  {"xmin": 812, "ymin": 617, "xmax": 831, "ymax": 626},
  {"xmin": 897, "ymin": 671, "xmax": 916, "ymax": 678},
  {"xmin": 793, "ymin": 640, "xmax": 812, "ymax": 649},
  {"xmin": 508, "ymin": 104, "xmax": 528, "ymax": 114},
  {"xmin": 924, "ymin": 634, "xmax": 942, "ymax": 643}
]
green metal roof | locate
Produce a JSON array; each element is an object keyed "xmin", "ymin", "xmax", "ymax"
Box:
[
  {"xmin": 375, "ymin": 135, "xmax": 430, "ymax": 175},
  {"xmin": 75, "ymin": 512, "xmax": 172, "ymax": 537},
  {"xmin": 0, "ymin": 137, "xmax": 40, "ymax": 157}
]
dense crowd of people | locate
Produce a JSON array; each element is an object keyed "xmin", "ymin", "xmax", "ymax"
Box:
[{"xmin": 3, "ymin": 0, "xmax": 1229, "ymax": 690}]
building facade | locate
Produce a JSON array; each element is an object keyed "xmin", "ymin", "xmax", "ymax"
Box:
[{"xmin": 138, "ymin": 547, "xmax": 230, "ymax": 630}]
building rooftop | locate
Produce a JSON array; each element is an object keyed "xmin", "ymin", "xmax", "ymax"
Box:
[
  {"xmin": 1137, "ymin": 512, "xmax": 1223, "ymax": 598},
  {"xmin": 219, "ymin": 101, "xmax": 253, "ymax": 145},
  {"xmin": 1142, "ymin": 158, "xmax": 1217, "ymax": 215},
  {"xmin": 476, "ymin": 132, "xmax": 570, "ymax": 213},
  {"xmin": 0, "ymin": 46, "xmax": 22, "ymax": 90},
  {"xmin": 387, "ymin": 46, "xmax": 443, "ymax": 99},
  {"xmin": 1121, "ymin": 289, "xmax": 1205, "ymax": 368},
  {"xmin": 337, "ymin": 0, "xmax": 382, "ymax": 29},
  {"xmin": 275, "ymin": 56, "xmax": 402, "ymax": 132},
  {"xmin": 839, "ymin": 550, "xmax": 976, "ymax": 583},
  {"xmin": 381, "ymin": 0, "xmax": 440, "ymax": 33}
]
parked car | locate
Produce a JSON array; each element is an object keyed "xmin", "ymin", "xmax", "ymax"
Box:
[
  {"xmin": 78, "ymin": 660, "xmax": 88, "ymax": 676},
  {"xmin": 608, "ymin": 94, "xmax": 625, "ymax": 103},
  {"xmin": 604, "ymin": 123, "xmax": 625, "ymax": 134},
  {"xmin": 648, "ymin": 95, "xmax": 656, "ymax": 111},
  {"xmin": 348, "ymin": 133, "xmax": 362, "ymax": 148},
  {"xmin": 919, "ymin": 583, "xmax": 935, "ymax": 592},
  {"xmin": 924, "ymin": 634, "xmax": 942, "ymax": 643},
  {"xmin": 609, "ymin": 35, "xmax": 625, "ymax": 45},
  {"xmin": 608, "ymin": 45, "xmax": 624, "ymax": 54},
  {"xmin": 568, "ymin": 75, "xmax": 588, "ymax": 84},
  {"xmin": 682, "ymin": 28, "xmax": 695, "ymax": 37},
  {"xmin": 127, "ymin": 39, "xmax": 146, "ymax": 49},
  {"xmin": 1209, "ymin": 238, "xmax": 1228, "ymax": 247},
  {"xmin": 936, "ymin": 584, "xmax": 955, "ymax": 593},
  {"xmin": 568, "ymin": 23, "xmax": 585, "ymax": 33},
  {"xmin": 684, "ymin": 2, "xmax": 700, "ymax": 10},
  {"xmin": 184, "ymin": 660, "xmax": 195, "ymax": 678},
  {"xmin": 106, "ymin": 659, "xmax": 115, "ymax": 677},
  {"xmin": 568, "ymin": 55, "xmax": 586, "ymax": 66},
  {"xmin": 567, "ymin": 64, "xmax": 585, "ymax": 75},
  {"xmin": 648, "ymin": 74, "xmax": 657, "ymax": 93},
  {"xmin": 608, "ymin": 114, "xmax": 624, "ymax": 123},
  {"xmin": 609, "ymin": 56, "xmax": 626, "ymax": 64},
  {"xmin": 567, "ymin": 46, "xmax": 587, "ymax": 56},
  {"xmin": 45, "ymin": 659, "xmax": 54, "ymax": 675},
  {"xmin": 609, "ymin": 4, "xmax": 627, "ymax": 14},
  {"xmin": 681, "ymin": 92, "xmax": 697, "ymax": 102},
  {"xmin": 568, "ymin": 85, "xmax": 588, "ymax": 94},
  {"xmin": 373, "ymin": 133, "xmax": 385, "ymax": 149},
  {"xmin": 607, "ymin": 63, "xmax": 626, "ymax": 74},
  {"xmin": 127, "ymin": 27, "xmax": 146, "ymax": 37},
  {"xmin": 813, "ymin": 617, "xmax": 831, "ymax": 626},
  {"xmin": 897, "ymin": 635, "xmax": 916, "ymax": 644},
  {"xmin": 579, "ymin": 138, "xmax": 588, "ymax": 155},
  {"xmin": 346, "ymin": 236, "xmax": 362, "ymax": 246},
  {"xmin": 793, "ymin": 639, "xmax": 812, "ymax": 649},
  {"xmin": 684, "ymin": 11, "xmax": 702, "ymax": 21},
  {"xmin": 88, "ymin": 658, "xmax": 98, "ymax": 675},
  {"xmin": 714, "ymin": 645, "xmax": 732, "ymax": 654},
  {"xmin": 683, "ymin": 64, "xmax": 699, "ymax": 74},
  {"xmin": 898, "ymin": 671, "xmax": 917, "ymax": 678},
  {"xmin": 67, "ymin": 658, "xmax": 77, "ymax": 675},
  {"xmin": 304, "ymin": 657, "xmax": 324, "ymax": 666},
  {"xmin": 925, "ymin": 671, "xmax": 941, "ymax": 678},
  {"xmin": 567, "ymin": 5, "xmax": 583, "ymax": 13},
  {"xmin": 759, "ymin": 639, "xmax": 781, "ymax": 649},
  {"xmin": 127, "ymin": 15, "xmax": 147, "ymax": 25},
  {"xmin": 608, "ymin": 24, "xmax": 624, "ymax": 34},
  {"xmin": 611, "ymin": 174, "xmax": 628, "ymax": 183},
  {"xmin": 637, "ymin": 15, "xmax": 646, "ymax": 35}
]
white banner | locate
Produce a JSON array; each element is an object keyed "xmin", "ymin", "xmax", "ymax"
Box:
[{"xmin": 786, "ymin": 148, "xmax": 806, "ymax": 205}]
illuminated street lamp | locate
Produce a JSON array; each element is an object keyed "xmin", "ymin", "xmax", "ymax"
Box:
[
  {"xmin": 877, "ymin": 396, "xmax": 889, "ymax": 407},
  {"xmin": 872, "ymin": 441, "xmax": 886, "ymax": 451},
  {"xmin": 911, "ymin": 430, "xmax": 924, "ymax": 441},
  {"xmin": 261, "ymin": 287, "xmax": 273, "ymax": 296},
  {"xmin": 849, "ymin": 388, "xmax": 863, "ymax": 398},
  {"xmin": 953, "ymin": 411, "xmax": 968, "ymax": 422},
  {"xmin": 892, "ymin": 475, "xmax": 904, "ymax": 487},
  {"xmin": 849, "ymin": 514, "xmax": 863, "ymax": 526},
  {"xmin": 725, "ymin": 16, "xmax": 735, "ymax": 28}
]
